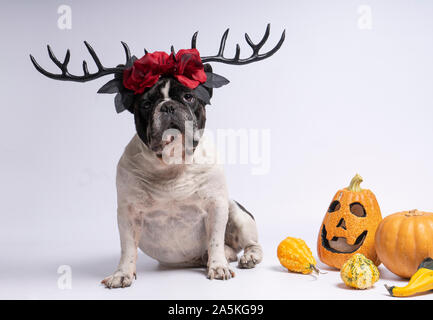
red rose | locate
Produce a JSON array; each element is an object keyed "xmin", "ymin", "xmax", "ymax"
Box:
[
  {"xmin": 123, "ymin": 51, "xmax": 174, "ymax": 94},
  {"xmin": 173, "ymin": 49, "xmax": 207, "ymax": 89},
  {"xmin": 122, "ymin": 49, "xmax": 207, "ymax": 93}
]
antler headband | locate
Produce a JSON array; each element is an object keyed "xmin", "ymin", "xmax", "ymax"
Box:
[{"xmin": 30, "ymin": 24, "xmax": 285, "ymax": 112}]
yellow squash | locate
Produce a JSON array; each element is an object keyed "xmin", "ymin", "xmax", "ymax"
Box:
[
  {"xmin": 277, "ymin": 237, "xmax": 319, "ymax": 274},
  {"xmin": 340, "ymin": 253, "xmax": 380, "ymax": 289},
  {"xmin": 385, "ymin": 258, "xmax": 433, "ymax": 297}
]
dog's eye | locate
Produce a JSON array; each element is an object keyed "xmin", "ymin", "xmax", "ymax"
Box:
[
  {"xmin": 139, "ymin": 100, "xmax": 151, "ymax": 109},
  {"xmin": 183, "ymin": 94, "xmax": 195, "ymax": 103}
]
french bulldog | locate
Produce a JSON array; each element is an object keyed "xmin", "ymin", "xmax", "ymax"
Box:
[{"xmin": 30, "ymin": 24, "xmax": 285, "ymax": 288}]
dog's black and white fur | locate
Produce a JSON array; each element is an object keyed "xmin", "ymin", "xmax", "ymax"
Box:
[
  {"xmin": 101, "ymin": 73, "xmax": 263, "ymax": 288},
  {"xmin": 30, "ymin": 24, "xmax": 286, "ymax": 289}
]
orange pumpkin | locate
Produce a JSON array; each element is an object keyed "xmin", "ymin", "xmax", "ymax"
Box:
[
  {"xmin": 375, "ymin": 209, "xmax": 433, "ymax": 278},
  {"xmin": 317, "ymin": 174, "xmax": 382, "ymax": 269}
]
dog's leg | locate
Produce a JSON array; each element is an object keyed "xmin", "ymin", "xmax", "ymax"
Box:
[
  {"xmin": 226, "ymin": 200, "xmax": 263, "ymax": 269},
  {"xmin": 102, "ymin": 204, "xmax": 142, "ymax": 288},
  {"xmin": 224, "ymin": 245, "xmax": 238, "ymax": 263},
  {"xmin": 205, "ymin": 201, "xmax": 236, "ymax": 280},
  {"xmin": 201, "ymin": 245, "xmax": 239, "ymax": 265}
]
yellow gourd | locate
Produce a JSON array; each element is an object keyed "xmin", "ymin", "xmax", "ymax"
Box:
[
  {"xmin": 340, "ymin": 253, "xmax": 379, "ymax": 289},
  {"xmin": 385, "ymin": 258, "xmax": 433, "ymax": 297},
  {"xmin": 277, "ymin": 237, "xmax": 319, "ymax": 274}
]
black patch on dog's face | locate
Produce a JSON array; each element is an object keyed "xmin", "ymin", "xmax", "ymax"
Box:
[{"xmin": 133, "ymin": 76, "xmax": 210, "ymax": 156}]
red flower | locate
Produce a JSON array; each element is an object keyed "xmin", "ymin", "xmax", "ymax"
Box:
[
  {"xmin": 123, "ymin": 51, "xmax": 174, "ymax": 94},
  {"xmin": 123, "ymin": 49, "xmax": 207, "ymax": 94},
  {"xmin": 173, "ymin": 49, "xmax": 207, "ymax": 89}
]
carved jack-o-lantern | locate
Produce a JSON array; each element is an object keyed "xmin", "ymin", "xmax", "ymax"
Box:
[{"xmin": 317, "ymin": 174, "xmax": 382, "ymax": 269}]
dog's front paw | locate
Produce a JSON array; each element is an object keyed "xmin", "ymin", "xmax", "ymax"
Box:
[
  {"xmin": 101, "ymin": 270, "xmax": 136, "ymax": 289},
  {"xmin": 238, "ymin": 245, "xmax": 263, "ymax": 269},
  {"xmin": 207, "ymin": 260, "xmax": 235, "ymax": 280}
]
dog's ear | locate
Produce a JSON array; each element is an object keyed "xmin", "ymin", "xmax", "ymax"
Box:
[{"xmin": 203, "ymin": 64, "xmax": 213, "ymax": 99}]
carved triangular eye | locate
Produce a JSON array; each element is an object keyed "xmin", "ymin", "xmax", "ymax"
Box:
[
  {"xmin": 328, "ymin": 200, "xmax": 341, "ymax": 213},
  {"xmin": 350, "ymin": 202, "xmax": 366, "ymax": 217}
]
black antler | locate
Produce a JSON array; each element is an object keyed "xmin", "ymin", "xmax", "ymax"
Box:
[
  {"xmin": 30, "ymin": 41, "xmax": 131, "ymax": 82},
  {"xmin": 192, "ymin": 24, "xmax": 285, "ymax": 65}
]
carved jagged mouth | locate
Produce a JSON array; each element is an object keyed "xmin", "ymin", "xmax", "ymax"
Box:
[{"xmin": 321, "ymin": 225, "xmax": 367, "ymax": 254}]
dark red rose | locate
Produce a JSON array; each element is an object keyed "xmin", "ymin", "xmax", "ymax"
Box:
[
  {"xmin": 122, "ymin": 49, "xmax": 207, "ymax": 93},
  {"xmin": 123, "ymin": 51, "xmax": 174, "ymax": 94},
  {"xmin": 173, "ymin": 49, "xmax": 207, "ymax": 89}
]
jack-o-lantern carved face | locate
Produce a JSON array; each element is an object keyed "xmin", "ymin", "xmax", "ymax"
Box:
[{"xmin": 317, "ymin": 174, "xmax": 382, "ymax": 269}]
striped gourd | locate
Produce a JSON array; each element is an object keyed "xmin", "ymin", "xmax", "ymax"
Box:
[{"xmin": 340, "ymin": 253, "xmax": 380, "ymax": 289}]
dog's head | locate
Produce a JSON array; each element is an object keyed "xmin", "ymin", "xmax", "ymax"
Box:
[
  {"xmin": 30, "ymin": 24, "xmax": 285, "ymax": 160},
  {"xmin": 133, "ymin": 71, "xmax": 212, "ymax": 157}
]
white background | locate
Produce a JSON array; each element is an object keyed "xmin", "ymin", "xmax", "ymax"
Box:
[{"xmin": 1, "ymin": 0, "xmax": 433, "ymax": 299}]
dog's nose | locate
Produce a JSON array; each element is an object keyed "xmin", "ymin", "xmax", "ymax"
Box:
[{"xmin": 160, "ymin": 104, "xmax": 175, "ymax": 114}]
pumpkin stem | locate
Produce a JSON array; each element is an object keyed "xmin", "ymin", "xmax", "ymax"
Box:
[
  {"xmin": 313, "ymin": 264, "xmax": 328, "ymax": 275},
  {"xmin": 406, "ymin": 209, "xmax": 423, "ymax": 217},
  {"xmin": 311, "ymin": 264, "xmax": 320, "ymax": 275},
  {"xmin": 347, "ymin": 174, "xmax": 363, "ymax": 192},
  {"xmin": 384, "ymin": 284, "xmax": 395, "ymax": 296},
  {"xmin": 311, "ymin": 264, "xmax": 327, "ymax": 275}
]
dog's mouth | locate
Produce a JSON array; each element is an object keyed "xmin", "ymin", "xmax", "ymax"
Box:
[
  {"xmin": 151, "ymin": 134, "xmax": 177, "ymax": 158},
  {"xmin": 151, "ymin": 133, "xmax": 196, "ymax": 161},
  {"xmin": 321, "ymin": 225, "xmax": 367, "ymax": 254}
]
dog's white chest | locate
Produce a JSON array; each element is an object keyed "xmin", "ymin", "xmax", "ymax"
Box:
[
  {"xmin": 117, "ymin": 134, "xmax": 227, "ymax": 265},
  {"xmin": 138, "ymin": 200, "xmax": 208, "ymax": 264}
]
